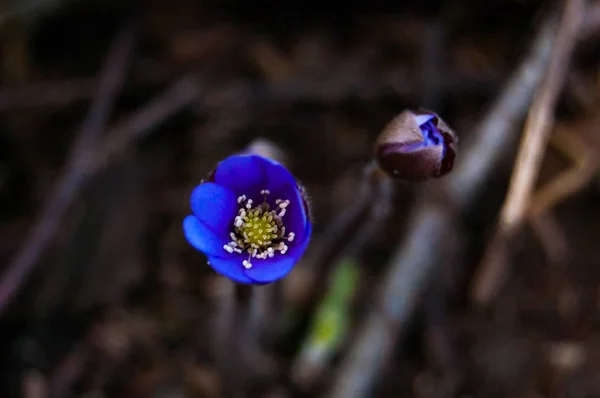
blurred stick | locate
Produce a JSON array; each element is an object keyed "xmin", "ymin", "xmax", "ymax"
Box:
[
  {"xmin": 528, "ymin": 125, "xmax": 598, "ymax": 218},
  {"xmin": 229, "ymin": 284, "xmax": 254, "ymax": 398},
  {"xmin": 471, "ymin": 0, "xmax": 585, "ymax": 306},
  {"xmin": 49, "ymin": 330, "xmax": 95, "ymax": 398},
  {"xmin": 0, "ymin": 62, "xmax": 173, "ymax": 111},
  {"xmin": 0, "ymin": 25, "xmax": 137, "ymax": 314},
  {"xmin": 524, "ymin": 109, "xmax": 600, "ymax": 262},
  {"xmin": 424, "ymin": 287, "xmax": 462, "ymax": 398},
  {"xmin": 327, "ymin": 6, "xmax": 564, "ymax": 398},
  {"xmin": 291, "ymin": 167, "xmax": 393, "ymax": 390},
  {"xmin": 287, "ymin": 163, "xmax": 383, "ymax": 309},
  {"xmin": 23, "ymin": 370, "xmax": 47, "ymax": 398},
  {"xmin": 0, "ymin": 69, "xmax": 499, "ymax": 112},
  {"xmin": 0, "ymin": 72, "xmax": 199, "ymax": 315},
  {"xmin": 581, "ymin": 1, "xmax": 600, "ymax": 37},
  {"xmin": 92, "ymin": 73, "xmax": 200, "ymax": 173}
]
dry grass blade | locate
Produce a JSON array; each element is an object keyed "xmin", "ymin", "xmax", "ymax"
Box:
[{"xmin": 471, "ymin": 0, "xmax": 586, "ymax": 306}]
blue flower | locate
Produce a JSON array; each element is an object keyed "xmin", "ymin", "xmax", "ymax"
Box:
[
  {"xmin": 374, "ymin": 109, "xmax": 457, "ymax": 181},
  {"xmin": 183, "ymin": 154, "xmax": 312, "ymax": 284}
]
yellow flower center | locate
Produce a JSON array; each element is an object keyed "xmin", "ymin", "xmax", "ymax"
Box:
[
  {"xmin": 237, "ymin": 207, "xmax": 279, "ymax": 248},
  {"xmin": 223, "ymin": 190, "xmax": 295, "ymax": 269}
]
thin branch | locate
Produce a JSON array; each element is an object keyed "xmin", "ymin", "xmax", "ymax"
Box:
[
  {"xmin": 471, "ymin": 0, "xmax": 585, "ymax": 306},
  {"xmin": 326, "ymin": 6, "xmax": 564, "ymax": 398},
  {"xmin": 581, "ymin": 1, "xmax": 600, "ymax": 37},
  {"xmin": 0, "ymin": 61, "xmax": 172, "ymax": 111},
  {"xmin": 446, "ymin": 14, "xmax": 558, "ymax": 207},
  {"xmin": 91, "ymin": 74, "xmax": 200, "ymax": 174},
  {"xmin": 0, "ymin": 26, "xmax": 137, "ymax": 314},
  {"xmin": 287, "ymin": 163, "xmax": 382, "ymax": 310},
  {"xmin": 291, "ymin": 168, "xmax": 393, "ymax": 390},
  {"xmin": 0, "ymin": 68, "xmax": 500, "ymax": 114},
  {"xmin": 0, "ymin": 78, "xmax": 96, "ymax": 110}
]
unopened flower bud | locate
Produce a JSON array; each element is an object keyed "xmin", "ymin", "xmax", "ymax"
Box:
[{"xmin": 374, "ymin": 109, "xmax": 457, "ymax": 181}]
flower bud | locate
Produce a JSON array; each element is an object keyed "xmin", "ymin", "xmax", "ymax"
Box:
[{"xmin": 374, "ymin": 109, "xmax": 457, "ymax": 181}]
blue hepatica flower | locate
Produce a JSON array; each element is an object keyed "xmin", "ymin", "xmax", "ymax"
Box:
[
  {"xmin": 183, "ymin": 154, "xmax": 312, "ymax": 284},
  {"xmin": 374, "ymin": 109, "xmax": 457, "ymax": 181}
]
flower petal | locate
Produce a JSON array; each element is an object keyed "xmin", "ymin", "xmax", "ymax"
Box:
[
  {"xmin": 415, "ymin": 113, "xmax": 435, "ymax": 125},
  {"xmin": 206, "ymin": 253, "xmax": 254, "ymax": 284},
  {"xmin": 183, "ymin": 215, "xmax": 227, "ymax": 257},
  {"xmin": 213, "ymin": 155, "xmax": 298, "ymax": 200},
  {"xmin": 213, "ymin": 155, "xmax": 267, "ymax": 198},
  {"xmin": 190, "ymin": 182, "xmax": 238, "ymax": 236},
  {"xmin": 244, "ymin": 222, "xmax": 312, "ymax": 284},
  {"xmin": 261, "ymin": 156, "xmax": 297, "ymax": 193}
]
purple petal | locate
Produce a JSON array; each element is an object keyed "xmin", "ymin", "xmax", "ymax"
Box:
[
  {"xmin": 244, "ymin": 222, "xmax": 312, "ymax": 284},
  {"xmin": 261, "ymin": 156, "xmax": 296, "ymax": 192},
  {"xmin": 206, "ymin": 253, "xmax": 254, "ymax": 284},
  {"xmin": 213, "ymin": 155, "xmax": 297, "ymax": 200},
  {"xmin": 190, "ymin": 182, "xmax": 238, "ymax": 236},
  {"xmin": 183, "ymin": 215, "xmax": 227, "ymax": 257},
  {"xmin": 415, "ymin": 113, "xmax": 435, "ymax": 125},
  {"xmin": 213, "ymin": 155, "xmax": 267, "ymax": 199},
  {"xmin": 420, "ymin": 122, "xmax": 443, "ymax": 146}
]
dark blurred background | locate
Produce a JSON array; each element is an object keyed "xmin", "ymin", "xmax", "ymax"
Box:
[{"xmin": 1, "ymin": 0, "xmax": 600, "ymax": 397}]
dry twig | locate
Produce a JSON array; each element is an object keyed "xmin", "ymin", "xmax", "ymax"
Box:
[
  {"xmin": 92, "ymin": 74, "xmax": 200, "ymax": 174},
  {"xmin": 291, "ymin": 166, "xmax": 393, "ymax": 390},
  {"xmin": 471, "ymin": 0, "xmax": 586, "ymax": 306},
  {"xmin": 0, "ymin": 62, "xmax": 172, "ymax": 111},
  {"xmin": 286, "ymin": 163, "xmax": 384, "ymax": 309},
  {"xmin": 581, "ymin": 1, "xmax": 600, "ymax": 37},
  {"xmin": 0, "ymin": 25, "xmax": 137, "ymax": 314}
]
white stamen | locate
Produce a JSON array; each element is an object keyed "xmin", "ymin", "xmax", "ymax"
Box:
[{"xmin": 224, "ymin": 191, "xmax": 299, "ymax": 269}]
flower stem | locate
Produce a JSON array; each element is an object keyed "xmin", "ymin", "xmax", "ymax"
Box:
[{"xmin": 217, "ymin": 283, "xmax": 255, "ymax": 398}]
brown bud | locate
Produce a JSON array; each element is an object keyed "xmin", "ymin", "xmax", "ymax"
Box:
[{"xmin": 374, "ymin": 109, "xmax": 457, "ymax": 181}]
